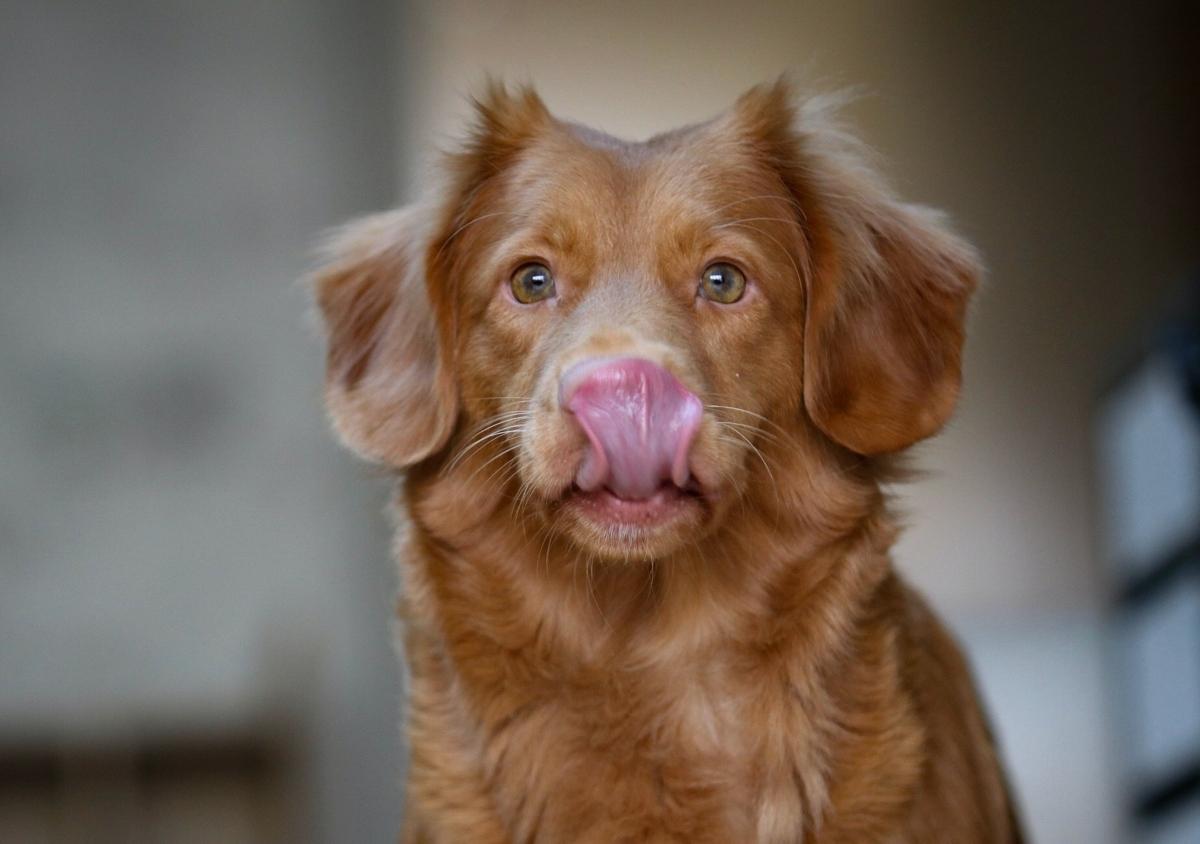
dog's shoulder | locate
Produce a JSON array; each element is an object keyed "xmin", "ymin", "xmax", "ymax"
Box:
[{"xmin": 883, "ymin": 577, "xmax": 1026, "ymax": 844}]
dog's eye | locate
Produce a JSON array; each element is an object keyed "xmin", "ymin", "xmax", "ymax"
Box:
[
  {"xmin": 699, "ymin": 262, "xmax": 746, "ymax": 304},
  {"xmin": 510, "ymin": 263, "xmax": 556, "ymax": 304}
]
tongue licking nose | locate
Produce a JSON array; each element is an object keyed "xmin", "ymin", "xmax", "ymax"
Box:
[{"xmin": 560, "ymin": 357, "xmax": 703, "ymax": 501}]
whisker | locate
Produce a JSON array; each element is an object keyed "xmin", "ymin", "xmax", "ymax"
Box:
[
  {"xmin": 715, "ymin": 418, "xmax": 784, "ymax": 448},
  {"xmin": 703, "ymin": 403, "xmax": 791, "ymax": 440},
  {"xmin": 442, "ymin": 411, "xmax": 533, "ymax": 474},
  {"xmin": 713, "ymin": 216, "xmax": 803, "ymax": 231},
  {"xmin": 583, "ymin": 548, "xmax": 610, "ymax": 632},
  {"xmin": 538, "ymin": 512, "xmax": 561, "ymax": 579},
  {"xmin": 485, "ymin": 461, "xmax": 524, "ymax": 494},
  {"xmin": 512, "ymin": 475, "xmax": 543, "ymax": 525},
  {"xmin": 718, "ymin": 221, "xmax": 807, "ymax": 298},
  {"xmin": 434, "ymin": 211, "xmax": 513, "ymax": 262},
  {"xmin": 721, "ymin": 424, "xmax": 780, "ymax": 507},
  {"xmin": 705, "ymin": 193, "xmax": 808, "ymax": 222},
  {"xmin": 460, "ymin": 440, "xmax": 525, "ymax": 488},
  {"xmin": 443, "ymin": 425, "xmax": 524, "ymax": 475}
]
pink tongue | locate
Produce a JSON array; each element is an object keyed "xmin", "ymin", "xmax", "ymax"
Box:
[{"xmin": 561, "ymin": 357, "xmax": 703, "ymax": 500}]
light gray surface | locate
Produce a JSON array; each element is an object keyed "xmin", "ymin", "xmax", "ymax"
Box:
[
  {"xmin": 1, "ymin": 2, "xmax": 402, "ymax": 841},
  {"xmin": 1097, "ymin": 359, "xmax": 1200, "ymax": 576}
]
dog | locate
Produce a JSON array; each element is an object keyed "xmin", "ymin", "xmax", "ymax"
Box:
[{"xmin": 312, "ymin": 79, "xmax": 1023, "ymax": 843}]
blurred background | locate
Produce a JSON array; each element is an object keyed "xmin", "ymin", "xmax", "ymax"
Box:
[{"xmin": 1, "ymin": 1, "xmax": 1197, "ymax": 841}]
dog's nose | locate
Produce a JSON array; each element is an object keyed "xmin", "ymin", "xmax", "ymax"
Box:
[{"xmin": 559, "ymin": 357, "xmax": 703, "ymax": 500}]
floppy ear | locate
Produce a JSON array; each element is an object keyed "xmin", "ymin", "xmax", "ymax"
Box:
[
  {"xmin": 733, "ymin": 82, "xmax": 980, "ymax": 455},
  {"xmin": 801, "ymin": 196, "xmax": 979, "ymax": 455},
  {"xmin": 312, "ymin": 207, "xmax": 457, "ymax": 467}
]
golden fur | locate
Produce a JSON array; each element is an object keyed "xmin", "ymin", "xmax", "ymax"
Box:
[{"xmin": 313, "ymin": 80, "xmax": 1023, "ymax": 843}]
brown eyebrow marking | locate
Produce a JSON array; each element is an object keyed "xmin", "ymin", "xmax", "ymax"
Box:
[
  {"xmin": 435, "ymin": 210, "xmax": 517, "ymax": 263},
  {"xmin": 542, "ymin": 215, "xmax": 587, "ymax": 255}
]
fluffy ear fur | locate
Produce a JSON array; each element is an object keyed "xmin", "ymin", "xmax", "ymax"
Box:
[
  {"xmin": 733, "ymin": 81, "xmax": 981, "ymax": 455},
  {"xmin": 312, "ymin": 208, "xmax": 457, "ymax": 467},
  {"xmin": 460, "ymin": 80, "xmax": 551, "ymax": 170}
]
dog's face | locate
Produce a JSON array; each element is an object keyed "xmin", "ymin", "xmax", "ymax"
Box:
[
  {"xmin": 315, "ymin": 82, "xmax": 978, "ymax": 562},
  {"xmin": 438, "ymin": 101, "xmax": 816, "ymax": 561}
]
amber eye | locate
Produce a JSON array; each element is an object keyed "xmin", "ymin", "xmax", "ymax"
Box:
[
  {"xmin": 510, "ymin": 263, "xmax": 556, "ymax": 304},
  {"xmin": 699, "ymin": 262, "xmax": 747, "ymax": 304}
]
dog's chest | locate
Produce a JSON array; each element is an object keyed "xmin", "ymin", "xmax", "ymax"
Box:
[{"xmin": 477, "ymin": 655, "xmax": 810, "ymax": 843}]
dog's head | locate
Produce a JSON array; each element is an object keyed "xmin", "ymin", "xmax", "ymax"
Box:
[{"xmin": 314, "ymin": 81, "xmax": 978, "ymax": 562}]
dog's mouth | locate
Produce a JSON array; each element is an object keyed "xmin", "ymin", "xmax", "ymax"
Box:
[{"xmin": 563, "ymin": 480, "xmax": 706, "ymax": 531}]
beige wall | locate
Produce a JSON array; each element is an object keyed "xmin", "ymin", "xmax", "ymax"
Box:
[{"xmin": 0, "ymin": 2, "xmax": 404, "ymax": 840}]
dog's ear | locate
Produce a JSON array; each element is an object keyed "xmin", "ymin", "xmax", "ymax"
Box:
[
  {"xmin": 800, "ymin": 197, "xmax": 979, "ymax": 456},
  {"xmin": 733, "ymin": 82, "xmax": 981, "ymax": 455},
  {"xmin": 458, "ymin": 80, "xmax": 551, "ymax": 171},
  {"xmin": 312, "ymin": 208, "xmax": 457, "ymax": 467}
]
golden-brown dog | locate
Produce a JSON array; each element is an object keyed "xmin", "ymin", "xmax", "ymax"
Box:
[{"xmin": 313, "ymin": 80, "xmax": 1023, "ymax": 843}]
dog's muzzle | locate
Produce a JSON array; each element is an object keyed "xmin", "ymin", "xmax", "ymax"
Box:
[{"xmin": 559, "ymin": 357, "xmax": 703, "ymax": 500}]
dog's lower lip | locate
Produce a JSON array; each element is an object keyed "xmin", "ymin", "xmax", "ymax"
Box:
[{"xmin": 567, "ymin": 484, "xmax": 699, "ymax": 527}]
